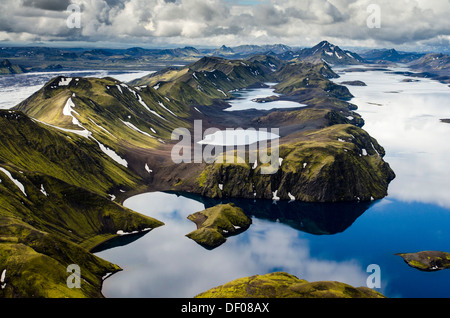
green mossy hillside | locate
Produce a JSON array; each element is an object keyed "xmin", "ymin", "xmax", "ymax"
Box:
[
  {"xmin": 13, "ymin": 76, "xmax": 192, "ymax": 152},
  {"xmin": 0, "ymin": 221, "xmax": 120, "ymax": 298},
  {"xmin": 130, "ymin": 56, "xmax": 274, "ymax": 106},
  {"xmin": 130, "ymin": 56, "xmax": 355, "ymax": 109},
  {"xmin": 195, "ymin": 272, "xmax": 386, "ymax": 298},
  {"xmin": 0, "ymin": 171, "xmax": 163, "ymax": 298},
  {"xmin": 0, "ymin": 110, "xmax": 137, "ymax": 196}
]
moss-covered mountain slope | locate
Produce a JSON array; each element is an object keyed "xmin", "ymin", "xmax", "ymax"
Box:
[
  {"xmin": 396, "ymin": 251, "xmax": 450, "ymax": 272},
  {"xmin": 195, "ymin": 272, "xmax": 385, "ymax": 298},
  {"xmin": 14, "ymin": 75, "xmax": 190, "ymax": 152},
  {"xmin": 0, "ymin": 59, "xmax": 26, "ymax": 75},
  {"xmin": 0, "ymin": 110, "xmax": 163, "ymax": 298},
  {"xmin": 129, "ymin": 56, "xmax": 274, "ymax": 106},
  {"xmin": 12, "ymin": 75, "xmax": 197, "ymax": 179}
]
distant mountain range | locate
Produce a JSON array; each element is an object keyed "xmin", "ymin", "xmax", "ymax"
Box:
[
  {"xmin": 212, "ymin": 44, "xmax": 293, "ymax": 57},
  {"xmin": 359, "ymin": 48, "xmax": 425, "ymax": 64},
  {"xmin": 1, "ymin": 42, "xmax": 449, "ymax": 85}
]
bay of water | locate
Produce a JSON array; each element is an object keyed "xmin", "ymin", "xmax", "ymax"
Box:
[{"xmin": 95, "ymin": 66, "xmax": 450, "ymax": 298}]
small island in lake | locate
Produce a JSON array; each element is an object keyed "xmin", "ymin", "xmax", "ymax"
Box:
[
  {"xmin": 396, "ymin": 251, "xmax": 450, "ymax": 271},
  {"xmin": 401, "ymin": 78, "xmax": 420, "ymax": 82},
  {"xmin": 340, "ymin": 80, "xmax": 367, "ymax": 86},
  {"xmin": 186, "ymin": 203, "xmax": 252, "ymax": 249}
]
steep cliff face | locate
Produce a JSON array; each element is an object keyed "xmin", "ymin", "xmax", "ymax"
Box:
[{"xmin": 185, "ymin": 125, "xmax": 395, "ymax": 203}]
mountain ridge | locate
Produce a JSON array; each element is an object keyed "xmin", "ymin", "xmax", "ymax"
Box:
[
  {"xmin": 360, "ymin": 48, "xmax": 424, "ymax": 64},
  {"xmin": 0, "ymin": 41, "xmax": 368, "ymax": 72},
  {"xmin": 293, "ymin": 41, "xmax": 366, "ymax": 65}
]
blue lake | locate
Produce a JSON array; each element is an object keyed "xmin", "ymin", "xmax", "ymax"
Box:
[
  {"xmin": 95, "ymin": 66, "xmax": 450, "ymax": 298},
  {"xmin": 95, "ymin": 192, "xmax": 450, "ymax": 298},
  {"xmin": 224, "ymin": 83, "xmax": 306, "ymax": 111}
]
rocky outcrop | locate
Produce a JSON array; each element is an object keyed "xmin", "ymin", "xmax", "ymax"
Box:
[{"xmin": 396, "ymin": 251, "xmax": 450, "ymax": 271}]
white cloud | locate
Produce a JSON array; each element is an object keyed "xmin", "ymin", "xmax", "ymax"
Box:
[{"xmin": 0, "ymin": 0, "xmax": 449, "ymax": 50}]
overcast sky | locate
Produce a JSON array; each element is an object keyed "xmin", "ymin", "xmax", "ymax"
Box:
[{"xmin": 1, "ymin": 0, "xmax": 449, "ymax": 51}]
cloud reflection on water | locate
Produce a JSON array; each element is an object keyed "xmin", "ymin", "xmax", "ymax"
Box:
[
  {"xmin": 335, "ymin": 68, "xmax": 450, "ymax": 209},
  {"xmin": 98, "ymin": 192, "xmax": 370, "ymax": 298}
]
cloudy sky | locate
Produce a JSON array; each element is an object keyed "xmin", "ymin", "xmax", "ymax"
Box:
[{"xmin": 1, "ymin": 0, "xmax": 449, "ymax": 51}]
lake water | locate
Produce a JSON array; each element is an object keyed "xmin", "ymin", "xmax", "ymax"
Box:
[
  {"xmin": 198, "ymin": 129, "xmax": 280, "ymax": 146},
  {"xmin": 95, "ymin": 66, "xmax": 450, "ymax": 298},
  {"xmin": 334, "ymin": 66, "xmax": 450, "ymax": 208},
  {"xmin": 224, "ymin": 83, "xmax": 307, "ymax": 111}
]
